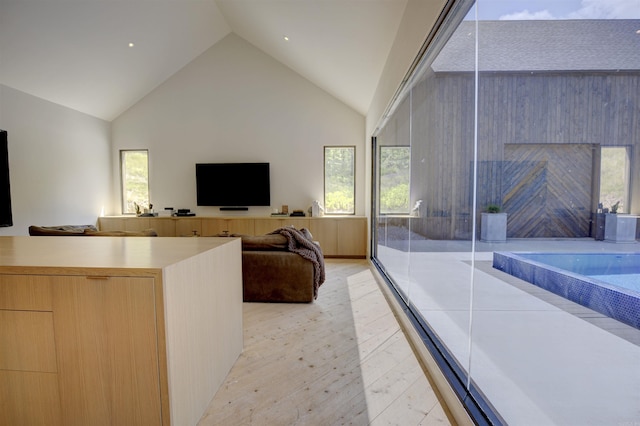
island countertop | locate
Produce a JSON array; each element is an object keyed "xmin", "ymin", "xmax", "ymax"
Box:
[
  {"xmin": 0, "ymin": 236, "xmax": 236, "ymax": 274},
  {"xmin": 0, "ymin": 235, "xmax": 243, "ymax": 426}
]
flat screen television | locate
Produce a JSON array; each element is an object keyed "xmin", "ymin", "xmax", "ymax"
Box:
[
  {"xmin": 0, "ymin": 130, "xmax": 12, "ymax": 227},
  {"xmin": 196, "ymin": 162, "xmax": 270, "ymax": 207}
]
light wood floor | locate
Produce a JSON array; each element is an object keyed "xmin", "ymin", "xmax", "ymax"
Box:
[{"xmin": 198, "ymin": 259, "xmax": 452, "ymax": 426}]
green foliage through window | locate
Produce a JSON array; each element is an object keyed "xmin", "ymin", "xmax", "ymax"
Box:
[
  {"xmin": 379, "ymin": 146, "xmax": 410, "ymax": 214},
  {"xmin": 121, "ymin": 150, "xmax": 149, "ymax": 214},
  {"xmin": 324, "ymin": 146, "xmax": 355, "ymax": 214},
  {"xmin": 599, "ymin": 146, "xmax": 629, "ymax": 213}
]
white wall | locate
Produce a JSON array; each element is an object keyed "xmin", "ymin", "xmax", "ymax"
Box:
[
  {"xmin": 112, "ymin": 33, "xmax": 365, "ymax": 217},
  {"xmin": 366, "ymin": 0, "xmax": 447, "ymax": 137},
  {"xmin": 0, "ymin": 5, "xmax": 439, "ymax": 236},
  {"xmin": 0, "ymin": 85, "xmax": 111, "ymax": 236}
]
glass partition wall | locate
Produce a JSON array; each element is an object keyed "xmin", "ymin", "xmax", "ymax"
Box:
[{"xmin": 371, "ymin": 1, "xmax": 640, "ymax": 424}]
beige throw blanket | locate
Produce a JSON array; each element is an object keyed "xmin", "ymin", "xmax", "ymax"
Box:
[{"xmin": 269, "ymin": 226, "xmax": 325, "ymax": 299}]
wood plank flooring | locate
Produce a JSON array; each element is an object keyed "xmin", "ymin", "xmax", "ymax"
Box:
[{"xmin": 197, "ymin": 259, "xmax": 452, "ymax": 426}]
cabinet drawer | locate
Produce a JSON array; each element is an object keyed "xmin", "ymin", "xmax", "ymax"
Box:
[
  {"xmin": 0, "ymin": 310, "xmax": 57, "ymax": 372},
  {"xmin": 0, "ymin": 275, "xmax": 52, "ymax": 311},
  {"xmin": 176, "ymin": 218, "xmax": 202, "ymax": 237},
  {"xmin": 337, "ymin": 219, "xmax": 367, "ymax": 257},
  {"xmin": 0, "ymin": 370, "xmax": 62, "ymax": 426},
  {"xmin": 152, "ymin": 218, "xmax": 176, "ymax": 236},
  {"xmin": 254, "ymin": 218, "xmax": 309, "ymax": 235}
]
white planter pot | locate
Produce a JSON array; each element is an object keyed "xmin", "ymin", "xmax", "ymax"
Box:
[
  {"xmin": 604, "ymin": 214, "xmax": 638, "ymax": 243},
  {"xmin": 481, "ymin": 212, "xmax": 507, "ymax": 243}
]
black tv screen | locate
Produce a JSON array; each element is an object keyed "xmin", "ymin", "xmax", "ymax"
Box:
[
  {"xmin": 196, "ymin": 163, "xmax": 270, "ymax": 207},
  {"xmin": 0, "ymin": 130, "xmax": 12, "ymax": 227}
]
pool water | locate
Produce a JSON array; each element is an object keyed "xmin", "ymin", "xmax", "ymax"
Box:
[
  {"xmin": 493, "ymin": 252, "xmax": 640, "ymax": 329},
  {"xmin": 589, "ymin": 274, "xmax": 640, "ymax": 293},
  {"xmin": 517, "ymin": 253, "xmax": 640, "ymax": 293},
  {"xmin": 518, "ymin": 252, "xmax": 639, "ymax": 274}
]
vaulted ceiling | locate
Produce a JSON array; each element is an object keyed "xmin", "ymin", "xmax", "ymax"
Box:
[{"xmin": 0, "ymin": 0, "xmax": 409, "ymax": 121}]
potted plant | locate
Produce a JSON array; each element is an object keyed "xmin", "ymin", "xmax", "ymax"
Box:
[
  {"xmin": 604, "ymin": 201, "xmax": 638, "ymax": 243},
  {"xmin": 611, "ymin": 201, "xmax": 620, "ymax": 214},
  {"xmin": 481, "ymin": 204, "xmax": 507, "ymax": 242}
]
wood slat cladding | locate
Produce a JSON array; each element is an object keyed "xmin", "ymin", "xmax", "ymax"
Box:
[
  {"xmin": 378, "ymin": 71, "xmax": 639, "ymax": 240},
  {"xmin": 480, "ymin": 73, "xmax": 640, "ymax": 146}
]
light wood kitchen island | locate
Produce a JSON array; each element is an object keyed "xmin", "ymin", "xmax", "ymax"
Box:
[{"xmin": 0, "ymin": 236, "xmax": 243, "ymax": 426}]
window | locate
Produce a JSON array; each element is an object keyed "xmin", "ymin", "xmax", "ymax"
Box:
[
  {"xmin": 379, "ymin": 146, "xmax": 411, "ymax": 214},
  {"xmin": 324, "ymin": 146, "xmax": 355, "ymax": 214},
  {"xmin": 371, "ymin": 1, "xmax": 640, "ymax": 424},
  {"xmin": 599, "ymin": 146, "xmax": 630, "ymax": 213},
  {"xmin": 120, "ymin": 150, "xmax": 149, "ymax": 214}
]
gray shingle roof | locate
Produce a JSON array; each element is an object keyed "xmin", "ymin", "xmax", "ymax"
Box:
[{"xmin": 432, "ymin": 20, "xmax": 640, "ymax": 72}]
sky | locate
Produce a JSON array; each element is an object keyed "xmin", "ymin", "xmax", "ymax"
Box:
[{"xmin": 468, "ymin": 0, "xmax": 640, "ymax": 20}]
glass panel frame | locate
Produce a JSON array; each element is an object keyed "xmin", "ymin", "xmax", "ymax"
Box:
[{"xmin": 371, "ymin": 1, "xmax": 640, "ymax": 424}]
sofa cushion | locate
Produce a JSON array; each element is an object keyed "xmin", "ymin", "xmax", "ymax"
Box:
[
  {"xmin": 29, "ymin": 225, "xmax": 157, "ymax": 237},
  {"xmin": 28, "ymin": 225, "xmax": 97, "ymax": 236},
  {"xmin": 242, "ymin": 251, "xmax": 314, "ymax": 302},
  {"xmin": 85, "ymin": 228, "xmax": 158, "ymax": 237},
  {"xmin": 240, "ymin": 234, "xmax": 288, "ymax": 251}
]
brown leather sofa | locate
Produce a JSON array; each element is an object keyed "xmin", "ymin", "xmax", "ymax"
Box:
[
  {"xmin": 30, "ymin": 225, "xmax": 322, "ymax": 303},
  {"xmin": 28, "ymin": 224, "xmax": 158, "ymax": 237},
  {"xmin": 239, "ymin": 231, "xmax": 324, "ymax": 303}
]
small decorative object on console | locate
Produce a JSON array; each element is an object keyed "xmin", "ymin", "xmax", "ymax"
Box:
[
  {"xmin": 311, "ymin": 200, "xmax": 323, "ymax": 217},
  {"xmin": 290, "ymin": 210, "xmax": 305, "ymax": 217},
  {"xmin": 176, "ymin": 209, "xmax": 196, "ymax": 217}
]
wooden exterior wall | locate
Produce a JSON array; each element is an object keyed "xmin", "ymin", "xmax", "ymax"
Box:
[{"xmin": 377, "ymin": 71, "xmax": 640, "ymax": 240}]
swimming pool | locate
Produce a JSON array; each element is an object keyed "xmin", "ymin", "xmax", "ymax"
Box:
[{"xmin": 493, "ymin": 252, "xmax": 640, "ymax": 329}]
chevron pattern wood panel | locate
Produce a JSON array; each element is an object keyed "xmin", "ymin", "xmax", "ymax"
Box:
[{"xmin": 503, "ymin": 144, "xmax": 593, "ymax": 238}]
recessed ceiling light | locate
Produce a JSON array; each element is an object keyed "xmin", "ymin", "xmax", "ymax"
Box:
[
  {"xmin": 128, "ymin": 42, "xmax": 135, "ymax": 47},
  {"xmin": 283, "ymin": 36, "xmax": 289, "ymax": 41}
]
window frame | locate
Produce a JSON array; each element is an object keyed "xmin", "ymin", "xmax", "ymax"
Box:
[
  {"xmin": 323, "ymin": 145, "xmax": 356, "ymax": 215},
  {"xmin": 120, "ymin": 149, "xmax": 150, "ymax": 215},
  {"xmin": 599, "ymin": 146, "xmax": 631, "ymax": 214},
  {"xmin": 378, "ymin": 145, "xmax": 411, "ymax": 215}
]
